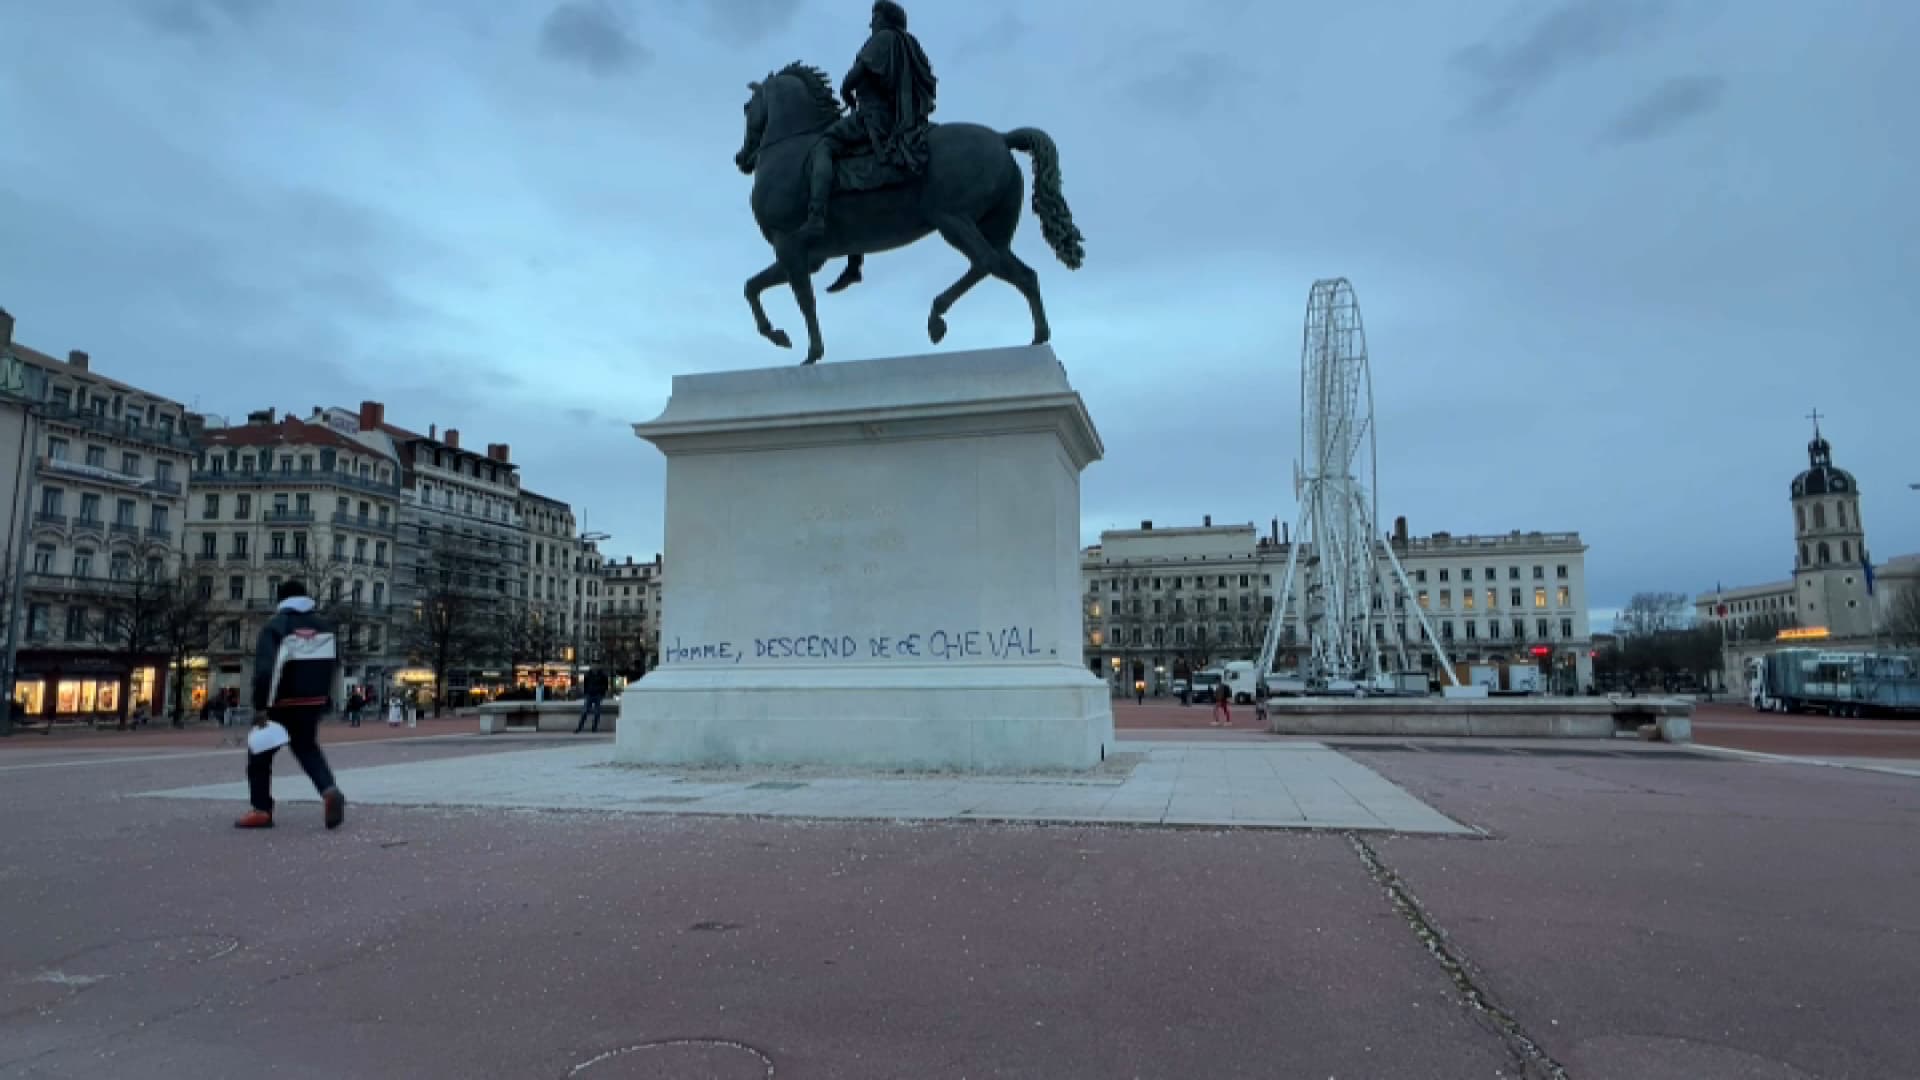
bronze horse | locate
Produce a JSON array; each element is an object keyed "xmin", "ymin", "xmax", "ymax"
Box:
[{"xmin": 735, "ymin": 63, "xmax": 1085, "ymax": 365}]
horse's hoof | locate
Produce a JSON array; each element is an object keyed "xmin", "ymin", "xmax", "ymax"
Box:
[
  {"xmin": 768, "ymin": 328, "xmax": 792, "ymax": 349},
  {"xmin": 1032, "ymin": 329, "xmax": 1051, "ymax": 346},
  {"xmin": 928, "ymin": 313, "xmax": 948, "ymax": 344},
  {"xmin": 805, "ymin": 345, "xmax": 825, "ymax": 365},
  {"xmin": 800, "ymin": 356, "xmax": 816, "ymax": 366}
]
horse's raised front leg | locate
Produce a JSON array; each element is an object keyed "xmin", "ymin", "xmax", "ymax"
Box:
[
  {"xmin": 774, "ymin": 240, "xmax": 825, "ymax": 364},
  {"xmin": 745, "ymin": 261, "xmax": 792, "ymax": 350}
]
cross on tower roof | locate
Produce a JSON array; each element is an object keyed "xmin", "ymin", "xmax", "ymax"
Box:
[{"xmin": 1806, "ymin": 408, "xmax": 1824, "ymax": 433}]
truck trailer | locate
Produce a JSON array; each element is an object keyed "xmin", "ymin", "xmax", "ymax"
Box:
[{"xmin": 1748, "ymin": 649, "xmax": 1920, "ymax": 718}]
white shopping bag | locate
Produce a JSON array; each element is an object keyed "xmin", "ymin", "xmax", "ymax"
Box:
[{"xmin": 247, "ymin": 719, "xmax": 290, "ymax": 755}]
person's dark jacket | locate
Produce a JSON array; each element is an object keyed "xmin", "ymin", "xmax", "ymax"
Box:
[
  {"xmin": 584, "ymin": 669, "xmax": 610, "ymax": 698},
  {"xmin": 252, "ymin": 598, "xmax": 338, "ymax": 712}
]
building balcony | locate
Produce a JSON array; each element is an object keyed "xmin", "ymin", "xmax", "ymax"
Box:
[
  {"xmin": 225, "ymin": 551, "xmax": 253, "ymax": 562},
  {"xmin": 38, "ymin": 454, "xmax": 161, "ymax": 494},
  {"xmin": 331, "ymin": 511, "xmax": 398, "ymax": 534},
  {"xmin": 109, "ymin": 521, "xmax": 141, "ymax": 539},
  {"xmin": 263, "ymin": 551, "xmax": 304, "ymax": 562},
  {"xmin": 147, "ymin": 527, "xmax": 173, "ymax": 543},
  {"xmin": 72, "ymin": 517, "xmax": 106, "ymax": 539},
  {"xmin": 194, "ymin": 551, "xmax": 220, "ymax": 561},
  {"xmin": 33, "ymin": 511, "xmax": 67, "ymax": 528},
  {"xmin": 190, "ymin": 468, "xmax": 400, "ymax": 498},
  {"xmin": 41, "ymin": 406, "xmax": 197, "ymax": 453},
  {"xmin": 150, "ymin": 478, "xmax": 183, "ymax": 496},
  {"xmin": 263, "ymin": 510, "xmax": 315, "ymax": 524},
  {"xmin": 25, "ymin": 571, "xmax": 135, "ymax": 595}
]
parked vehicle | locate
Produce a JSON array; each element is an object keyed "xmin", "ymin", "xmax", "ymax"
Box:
[
  {"xmin": 1749, "ymin": 649, "xmax": 1920, "ymax": 717},
  {"xmin": 1190, "ymin": 669, "xmax": 1224, "ymax": 703},
  {"xmin": 1222, "ymin": 662, "xmax": 1262, "ymax": 704}
]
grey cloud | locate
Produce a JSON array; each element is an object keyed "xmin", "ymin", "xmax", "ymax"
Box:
[
  {"xmin": 690, "ymin": 0, "xmax": 804, "ymax": 45},
  {"xmin": 952, "ymin": 11, "xmax": 1029, "ymax": 62},
  {"xmin": 1123, "ymin": 51, "xmax": 1248, "ymax": 114},
  {"xmin": 138, "ymin": 0, "xmax": 269, "ymax": 37},
  {"xmin": 1603, "ymin": 75, "xmax": 1726, "ymax": 144},
  {"xmin": 1451, "ymin": 0, "xmax": 1670, "ymax": 121},
  {"xmin": 539, "ymin": 1, "xmax": 651, "ymax": 77}
]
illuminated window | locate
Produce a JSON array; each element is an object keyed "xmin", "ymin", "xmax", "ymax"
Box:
[
  {"xmin": 1463, "ymin": 590, "xmax": 1476, "ymax": 609},
  {"xmin": 1487, "ymin": 588, "xmax": 1498, "ymax": 609},
  {"xmin": 1417, "ymin": 590, "xmax": 1429, "ymax": 609},
  {"xmin": 1534, "ymin": 587, "xmax": 1548, "ymax": 609},
  {"xmin": 1556, "ymin": 586, "xmax": 1570, "ymax": 608}
]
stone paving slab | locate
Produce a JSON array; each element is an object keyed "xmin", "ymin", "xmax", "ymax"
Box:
[{"xmin": 141, "ymin": 739, "xmax": 1472, "ymax": 834}]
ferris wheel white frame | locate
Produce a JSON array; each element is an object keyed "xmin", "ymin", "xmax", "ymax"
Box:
[{"xmin": 1257, "ymin": 278, "xmax": 1458, "ymax": 689}]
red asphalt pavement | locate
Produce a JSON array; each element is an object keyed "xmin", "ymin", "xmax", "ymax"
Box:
[{"xmin": 4, "ymin": 710, "xmax": 1919, "ymax": 1077}]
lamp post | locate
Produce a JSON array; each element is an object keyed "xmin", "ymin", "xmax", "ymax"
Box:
[{"xmin": 571, "ymin": 529, "xmax": 610, "ymax": 695}]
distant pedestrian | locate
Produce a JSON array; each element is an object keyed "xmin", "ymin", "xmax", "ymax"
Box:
[
  {"xmin": 234, "ymin": 580, "xmax": 347, "ymax": 831},
  {"xmin": 344, "ymin": 688, "xmax": 365, "ymax": 728},
  {"xmin": 1211, "ymin": 688, "xmax": 1232, "ymax": 728},
  {"xmin": 1135, "ymin": 681, "xmax": 1145, "ymax": 706},
  {"xmin": 576, "ymin": 667, "xmax": 609, "ymax": 733},
  {"xmin": 387, "ymin": 694, "xmax": 403, "ymax": 727}
]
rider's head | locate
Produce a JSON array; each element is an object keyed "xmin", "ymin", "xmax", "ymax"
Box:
[{"xmin": 871, "ymin": 0, "xmax": 907, "ymax": 32}]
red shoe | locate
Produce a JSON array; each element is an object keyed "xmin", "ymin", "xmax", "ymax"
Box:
[
  {"xmin": 234, "ymin": 810, "xmax": 274, "ymax": 829},
  {"xmin": 323, "ymin": 788, "xmax": 346, "ymax": 830}
]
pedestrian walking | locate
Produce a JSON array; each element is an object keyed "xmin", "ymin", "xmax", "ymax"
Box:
[
  {"xmin": 387, "ymin": 693, "xmax": 403, "ymax": 727},
  {"xmin": 1211, "ymin": 687, "xmax": 1233, "ymax": 728},
  {"xmin": 575, "ymin": 667, "xmax": 609, "ymax": 733},
  {"xmin": 344, "ymin": 688, "xmax": 364, "ymax": 728},
  {"xmin": 233, "ymin": 580, "xmax": 347, "ymax": 831}
]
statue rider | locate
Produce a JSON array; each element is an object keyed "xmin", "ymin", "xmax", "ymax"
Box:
[{"xmin": 799, "ymin": 0, "xmax": 937, "ymax": 244}]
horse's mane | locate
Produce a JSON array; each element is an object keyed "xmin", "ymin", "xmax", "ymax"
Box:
[{"xmin": 774, "ymin": 61, "xmax": 843, "ymax": 119}]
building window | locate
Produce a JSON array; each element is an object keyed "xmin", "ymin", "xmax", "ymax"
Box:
[
  {"xmin": 1510, "ymin": 587, "xmax": 1523, "ymax": 607},
  {"xmin": 40, "ymin": 487, "xmax": 64, "ymax": 516},
  {"xmin": 270, "ymin": 533, "xmax": 286, "ymax": 556},
  {"xmin": 1817, "ymin": 541, "xmax": 1831, "ymax": 565},
  {"xmin": 236, "ymin": 494, "xmax": 251, "ymax": 518},
  {"xmin": 27, "ymin": 603, "xmax": 49, "ymax": 638},
  {"xmin": 32, "ymin": 545, "xmax": 54, "ymax": 572},
  {"xmin": 1417, "ymin": 590, "xmax": 1429, "ymax": 609},
  {"xmin": 373, "ymin": 582, "xmax": 385, "ymax": 607},
  {"xmin": 1841, "ymin": 541, "xmax": 1852, "ymax": 562},
  {"xmin": 1536, "ymin": 618, "xmax": 1550, "ymax": 639},
  {"xmin": 1439, "ymin": 589, "xmax": 1451, "ymax": 609},
  {"xmin": 1439, "ymin": 569, "xmax": 1450, "ymax": 582},
  {"xmin": 1797, "ymin": 506, "xmax": 1807, "ymax": 532},
  {"xmin": 228, "ymin": 576, "xmax": 245, "ymax": 601},
  {"xmin": 1465, "ymin": 621, "xmax": 1477, "ymax": 639},
  {"xmin": 73, "ymin": 549, "xmax": 95, "ymax": 578},
  {"xmin": 225, "ymin": 623, "xmax": 241, "ymax": 649},
  {"xmin": 150, "ymin": 505, "xmax": 169, "ymax": 533},
  {"xmin": 1800, "ymin": 543, "xmax": 1809, "ymax": 567},
  {"xmin": 1560, "ymin": 618, "xmax": 1574, "ymax": 639},
  {"xmin": 1534, "ymin": 587, "xmax": 1548, "ymax": 609},
  {"xmin": 110, "ymin": 552, "xmax": 131, "ymax": 580},
  {"xmin": 1556, "ymin": 586, "xmax": 1570, "ymax": 608},
  {"xmin": 78, "ymin": 493, "xmax": 100, "ymax": 524},
  {"xmin": 66, "ymin": 605, "xmax": 90, "ymax": 640},
  {"xmin": 1488, "ymin": 620, "xmax": 1501, "ymax": 640},
  {"xmin": 1487, "ymin": 588, "xmax": 1498, "ymax": 609},
  {"xmin": 47, "ymin": 436, "xmax": 69, "ymax": 460},
  {"xmin": 121, "ymin": 452, "xmax": 140, "ymax": 476},
  {"xmin": 1463, "ymin": 590, "xmax": 1476, "ymax": 610},
  {"xmin": 1415, "ymin": 569, "xmax": 1427, "ymax": 583}
]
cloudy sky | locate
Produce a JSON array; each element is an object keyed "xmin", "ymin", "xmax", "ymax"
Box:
[{"xmin": 3, "ymin": 0, "xmax": 1916, "ymax": 623}]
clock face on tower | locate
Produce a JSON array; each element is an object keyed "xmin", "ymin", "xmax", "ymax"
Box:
[{"xmin": 1833, "ymin": 478, "xmax": 1846, "ymax": 491}]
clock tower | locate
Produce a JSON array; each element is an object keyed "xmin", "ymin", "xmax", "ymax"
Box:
[{"xmin": 1789, "ymin": 414, "xmax": 1873, "ymax": 638}]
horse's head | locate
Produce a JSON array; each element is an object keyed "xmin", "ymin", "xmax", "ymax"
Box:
[
  {"xmin": 735, "ymin": 64, "xmax": 842, "ymax": 175},
  {"xmin": 736, "ymin": 76, "xmax": 769, "ymax": 175}
]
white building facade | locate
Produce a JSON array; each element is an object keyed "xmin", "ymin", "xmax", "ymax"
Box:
[{"xmin": 1082, "ymin": 518, "xmax": 1594, "ymax": 692}]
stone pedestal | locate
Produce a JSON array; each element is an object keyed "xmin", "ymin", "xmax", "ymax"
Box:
[{"xmin": 616, "ymin": 344, "xmax": 1113, "ymax": 772}]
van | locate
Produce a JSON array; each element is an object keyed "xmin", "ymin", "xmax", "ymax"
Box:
[
  {"xmin": 1190, "ymin": 669, "xmax": 1224, "ymax": 703},
  {"xmin": 1222, "ymin": 661, "xmax": 1262, "ymax": 704}
]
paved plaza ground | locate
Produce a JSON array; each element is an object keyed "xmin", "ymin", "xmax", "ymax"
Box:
[{"xmin": 3, "ymin": 707, "xmax": 1918, "ymax": 1078}]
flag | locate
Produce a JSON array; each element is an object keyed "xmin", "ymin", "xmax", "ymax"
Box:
[{"xmin": 1863, "ymin": 556, "xmax": 1875, "ymax": 597}]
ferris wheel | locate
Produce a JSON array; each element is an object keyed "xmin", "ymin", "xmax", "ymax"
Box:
[{"xmin": 1259, "ymin": 279, "xmax": 1454, "ymax": 689}]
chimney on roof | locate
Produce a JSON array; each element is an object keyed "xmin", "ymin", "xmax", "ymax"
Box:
[
  {"xmin": 1282, "ymin": 521, "xmax": 1289, "ymax": 544},
  {"xmin": 1271, "ymin": 517, "xmax": 1279, "ymax": 544},
  {"xmin": 358, "ymin": 400, "xmax": 384, "ymax": 431},
  {"xmin": 1203, "ymin": 514, "xmax": 1212, "ymax": 527},
  {"xmin": 0, "ymin": 308, "xmax": 13, "ymax": 349},
  {"xmin": 67, "ymin": 349, "xmax": 89, "ymax": 371},
  {"xmin": 1394, "ymin": 516, "xmax": 1409, "ymax": 546},
  {"xmin": 428, "ymin": 423, "xmax": 436, "ymax": 440},
  {"xmin": 444, "ymin": 428, "xmax": 460, "ymax": 450},
  {"xmin": 246, "ymin": 407, "xmax": 275, "ymax": 426},
  {"xmin": 1140, "ymin": 519, "xmax": 1152, "ymax": 530},
  {"xmin": 487, "ymin": 443, "xmax": 510, "ymax": 463}
]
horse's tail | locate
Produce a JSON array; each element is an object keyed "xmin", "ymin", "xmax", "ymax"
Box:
[{"xmin": 1004, "ymin": 127, "xmax": 1085, "ymax": 270}]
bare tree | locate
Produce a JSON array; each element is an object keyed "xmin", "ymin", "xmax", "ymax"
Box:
[
  {"xmin": 1616, "ymin": 592, "xmax": 1691, "ymax": 639},
  {"xmin": 401, "ymin": 535, "xmax": 504, "ymax": 714},
  {"xmin": 1886, "ymin": 583, "xmax": 1920, "ymax": 647},
  {"xmin": 88, "ymin": 561, "xmax": 175, "ymax": 728},
  {"xmin": 155, "ymin": 567, "xmax": 215, "ymax": 727}
]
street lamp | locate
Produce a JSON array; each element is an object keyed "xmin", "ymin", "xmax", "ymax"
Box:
[{"xmin": 571, "ymin": 528, "xmax": 610, "ymax": 695}]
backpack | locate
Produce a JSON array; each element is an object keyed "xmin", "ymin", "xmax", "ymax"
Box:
[{"xmin": 268, "ymin": 624, "xmax": 339, "ymax": 709}]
